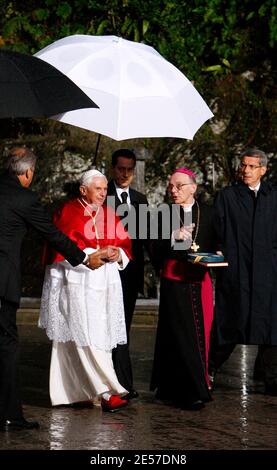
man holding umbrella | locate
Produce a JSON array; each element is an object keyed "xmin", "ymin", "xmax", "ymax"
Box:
[
  {"xmin": 107, "ymin": 149, "xmax": 149, "ymax": 399},
  {"xmin": 0, "ymin": 147, "xmax": 104, "ymax": 431}
]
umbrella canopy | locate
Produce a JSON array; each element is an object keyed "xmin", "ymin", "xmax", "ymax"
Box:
[
  {"xmin": 0, "ymin": 48, "xmax": 98, "ymax": 118},
  {"xmin": 35, "ymin": 35, "xmax": 213, "ymax": 141}
]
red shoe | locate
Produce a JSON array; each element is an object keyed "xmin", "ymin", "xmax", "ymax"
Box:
[{"xmin": 101, "ymin": 395, "xmax": 128, "ymax": 412}]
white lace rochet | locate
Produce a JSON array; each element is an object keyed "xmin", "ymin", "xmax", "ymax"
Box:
[{"xmin": 39, "ymin": 248, "xmax": 128, "ymax": 351}]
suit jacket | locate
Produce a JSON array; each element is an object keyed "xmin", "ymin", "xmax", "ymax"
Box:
[
  {"xmin": 0, "ymin": 172, "xmax": 85, "ymax": 304},
  {"xmin": 107, "ymin": 180, "xmax": 148, "ymax": 294}
]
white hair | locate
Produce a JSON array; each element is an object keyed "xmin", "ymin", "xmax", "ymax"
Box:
[
  {"xmin": 6, "ymin": 147, "xmax": 37, "ymax": 175},
  {"xmin": 80, "ymin": 169, "xmax": 107, "ymax": 187}
]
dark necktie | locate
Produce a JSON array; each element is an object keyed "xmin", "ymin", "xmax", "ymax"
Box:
[
  {"xmin": 121, "ymin": 191, "xmax": 128, "ymax": 204},
  {"xmin": 120, "ymin": 191, "xmax": 129, "ymax": 228},
  {"xmin": 251, "ymin": 188, "xmax": 258, "ymax": 210}
]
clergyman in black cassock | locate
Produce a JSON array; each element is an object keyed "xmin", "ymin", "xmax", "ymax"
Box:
[
  {"xmin": 150, "ymin": 167, "xmax": 215, "ymax": 410},
  {"xmin": 209, "ymin": 148, "xmax": 277, "ymax": 395}
]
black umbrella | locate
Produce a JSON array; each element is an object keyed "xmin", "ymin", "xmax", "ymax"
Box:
[{"xmin": 0, "ymin": 49, "xmax": 98, "ymax": 118}]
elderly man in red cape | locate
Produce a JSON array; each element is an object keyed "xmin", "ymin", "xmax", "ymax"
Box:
[{"xmin": 39, "ymin": 169, "xmax": 132, "ymax": 412}]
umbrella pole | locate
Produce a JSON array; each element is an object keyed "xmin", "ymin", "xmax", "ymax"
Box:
[{"xmin": 92, "ymin": 133, "xmax": 101, "ymax": 167}]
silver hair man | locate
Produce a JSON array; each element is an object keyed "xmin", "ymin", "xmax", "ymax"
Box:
[
  {"xmin": 240, "ymin": 148, "xmax": 268, "ymax": 166},
  {"xmin": 6, "ymin": 147, "xmax": 37, "ymax": 175}
]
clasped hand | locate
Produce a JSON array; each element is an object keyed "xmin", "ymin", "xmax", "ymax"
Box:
[{"xmin": 86, "ymin": 246, "xmax": 121, "ymax": 270}]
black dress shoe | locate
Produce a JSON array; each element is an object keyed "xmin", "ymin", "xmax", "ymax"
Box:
[
  {"xmin": 122, "ymin": 390, "xmax": 139, "ymax": 400},
  {"xmin": 155, "ymin": 389, "xmax": 171, "ymax": 401},
  {"xmin": 253, "ymin": 370, "xmax": 264, "ymax": 381},
  {"xmin": 264, "ymin": 383, "xmax": 277, "ymax": 396},
  {"xmin": 181, "ymin": 400, "xmax": 205, "ymax": 411},
  {"xmin": 0, "ymin": 418, "xmax": 40, "ymax": 431}
]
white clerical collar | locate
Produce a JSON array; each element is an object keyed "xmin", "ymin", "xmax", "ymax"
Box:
[
  {"xmin": 249, "ymin": 182, "xmax": 261, "ymax": 192},
  {"xmin": 181, "ymin": 199, "xmax": 195, "ymax": 212}
]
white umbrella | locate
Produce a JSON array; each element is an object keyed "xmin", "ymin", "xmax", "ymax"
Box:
[{"xmin": 35, "ymin": 35, "xmax": 213, "ymax": 141}]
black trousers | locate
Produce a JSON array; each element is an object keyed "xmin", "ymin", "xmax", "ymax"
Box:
[
  {"xmin": 254, "ymin": 345, "xmax": 277, "ymax": 386},
  {"xmin": 209, "ymin": 322, "xmax": 277, "ymax": 387},
  {"xmin": 0, "ymin": 298, "xmax": 23, "ymax": 421},
  {"xmin": 112, "ymin": 262, "xmax": 138, "ymax": 391}
]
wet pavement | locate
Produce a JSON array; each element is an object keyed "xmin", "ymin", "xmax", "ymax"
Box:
[{"xmin": 1, "ymin": 315, "xmax": 277, "ymax": 456}]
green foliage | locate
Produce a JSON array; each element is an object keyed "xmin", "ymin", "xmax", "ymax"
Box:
[
  {"xmin": 32, "ymin": 8, "xmax": 49, "ymax": 21},
  {"xmin": 0, "ymin": 0, "xmax": 275, "ymax": 187},
  {"xmin": 56, "ymin": 3, "xmax": 72, "ymax": 19}
]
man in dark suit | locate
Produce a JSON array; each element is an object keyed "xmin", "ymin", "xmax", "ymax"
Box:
[
  {"xmin": 107, "ymin": 149, "xmax": 148, "ymax": 399},
  {"xmin": 0, "ymin": 147, "xmax": 104, "ymax": 431}
]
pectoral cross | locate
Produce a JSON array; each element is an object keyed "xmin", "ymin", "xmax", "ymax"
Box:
[{"xmin": 191, "ymin": 241, "xmax": 200, "ymax": 252}]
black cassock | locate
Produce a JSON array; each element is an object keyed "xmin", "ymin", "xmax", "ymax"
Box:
[
  {"xmin": 214, "ymin": 180, "xmax": 277, "ymax": 345},
  {"xmin": 150, "ymin": 202, "xmax": 215, "ymax": 406}
]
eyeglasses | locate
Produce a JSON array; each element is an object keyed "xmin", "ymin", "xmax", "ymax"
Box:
[
  {"xmin": 167, "ymin": 183, "xmax": 191, "ymax": 192},
  {"xmin": 239, "ymin": 163, "xmax": 261, "ymax": 171}
]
